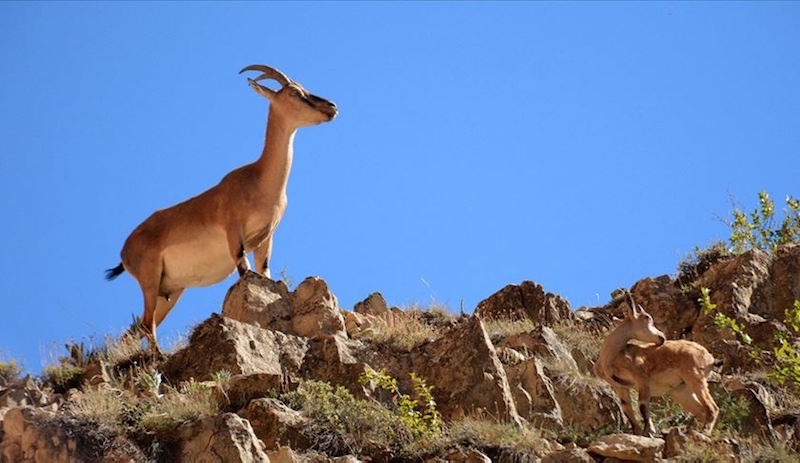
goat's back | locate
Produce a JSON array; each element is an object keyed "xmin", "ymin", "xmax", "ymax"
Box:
[{"xmin": 621, "ymin": 339, "xmax": 716, "ymax": 379}]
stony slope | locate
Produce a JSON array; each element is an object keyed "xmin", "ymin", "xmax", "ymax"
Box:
[{"xmin": 2, "ymin": 245, "xmax": 799, "ymax": 462}]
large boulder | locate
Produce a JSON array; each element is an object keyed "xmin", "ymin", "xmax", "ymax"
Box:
[
  {"xmin": 505, "ymin": 357, "xmax": 562, "ymax": 429},
  {"xmin": 237, "ymin": 398, "xmax": 310, "ymax": 451},
  {"xmin": 291, "ymin": 277, "xmax": 347, "ymax": 338},
  {"xmin": 299, "ymin": 333, "xmax": 369, "ymax": 398},
  {"xmin": 474, "ymin": 281, "xmax": 571, "ymax": 325},
  {"xmin": 413, "ymin": 316, "xmax": 523, "ymax": 426},
  {"xmin": 171, "ymin": 413, "xmax": 268, "ymax": 462},
  {"xmin": 588, "ymin": 433, "xmax": 664, "ymax": 462},
  {"xmin": 163, "ymin": 314, "xmax": 308, "ymax": 384},
  {"xmin": 1, "ymin": 406, "xmax": 144, "ymax": 462},
  {"xmin": 767, "ymin": 244, "xmax": 800, "ymax": 321},
  {"xmin": 551, "ymin": 379, "xmax": 624, "ymax": 437},
  {"xmin": 223, "ymin": 272, "xmax": 346, "ymax": 339},
  {"xmin": 223, "ymin": 271, "xmax": 294, "ymax": 333},
  {"xmin": 630, "ymin": 275, "xmax": 697, "ymax": 339}
]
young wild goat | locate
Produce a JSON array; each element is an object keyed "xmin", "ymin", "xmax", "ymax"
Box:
[
  {"xmin": 106, "ymin": 64, "xmax": 337, "ymax": 353},
  {"xmin": 595, "ymin": 292, "xmax": 719, "ymax": 437}
]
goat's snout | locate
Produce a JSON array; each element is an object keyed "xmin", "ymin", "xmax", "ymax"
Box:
[{"xmin": 656, "ymin": 334, "xmax": 666, "ymax": 346}]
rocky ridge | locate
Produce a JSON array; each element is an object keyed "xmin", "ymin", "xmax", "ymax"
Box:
[{"xmin": 2, "ymin": 245, "xmax": 800, "ymax": 462}]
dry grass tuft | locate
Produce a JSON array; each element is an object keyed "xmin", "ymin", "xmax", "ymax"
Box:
[
  {"xmin": 0, "ymin": 359, "xmax": 23, "ymax": 386},
  {"xmin": 358, "ymin": 304, "xmax": 454, "ymax": 351},
  {"xmin": 483, "ymin": 318, "xmax": 535, "ymax": 340}
]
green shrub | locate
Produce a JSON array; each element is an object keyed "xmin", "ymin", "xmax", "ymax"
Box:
[
  {"xmin": 282, "ymin": 379, "xmax": 411, "ymax": 455},
  {"xmin": 698, "ymin": 287, "xmax": 717, "ymax": 316},
  {"xmin": 359, "ymin": 368, "xmax": 441, "ymax": 439},
  {"xmin": 728, "ymin": 190, "xmax": 800, "ymax": 254},
  {"xmin": 712, "ymin": 388, "xmax": 751, "ymax": 434},
  {"xmin": 769, "ymin": 301, "xmax": 800, "ymax": 387}
]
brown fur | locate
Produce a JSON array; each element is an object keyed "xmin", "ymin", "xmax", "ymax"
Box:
[
  {"xmin": 108, "ymin": 65, "xmax": 337, "ymax": 353},
  {"xmin": 595, "ymin": 292, "xmax": 719, "ymax": 436}
]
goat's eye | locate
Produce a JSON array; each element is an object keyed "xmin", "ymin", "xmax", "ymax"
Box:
[{"xmin": 291, "ymin": 89, "xmax": 301, "ymax": 97}]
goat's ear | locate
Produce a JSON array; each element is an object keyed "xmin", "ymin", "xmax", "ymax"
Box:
[{"xmin": 247, "ymin": 79, "xmax": 277, "ymax": 101}]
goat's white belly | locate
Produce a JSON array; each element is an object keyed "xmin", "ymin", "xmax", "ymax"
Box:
[{"xmin": 161, "ymin": 228, "xmax": 235, "ymax": 290}]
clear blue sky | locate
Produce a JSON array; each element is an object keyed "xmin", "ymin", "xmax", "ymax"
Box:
[{"xmin": 1, "ymin": 2, "xmax": 798, "ymax": 372}]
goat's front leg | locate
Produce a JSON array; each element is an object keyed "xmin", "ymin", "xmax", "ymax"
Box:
[
  {"xmin": 614, "ymin": 385, "xmax": 643, "ymax": 436},
  {"xmin": 253, "ymin": 235, "xmax": 274, "ymax": 279},
  {"xmin": 227, "ymin": 233, "xmax": 251, "ymax": 276},
  {"xmin": 637, "ymin": 385, "xmax": 656, "ymax": 437}
]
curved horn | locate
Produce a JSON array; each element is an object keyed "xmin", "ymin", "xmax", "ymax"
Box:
[
  {"xmin": 239, "ymin": 64, "xmax": 291, "ymax": 87},
  {"xmin": 626, "ymin": 290, "xmax": 639, "ymax": 318}
]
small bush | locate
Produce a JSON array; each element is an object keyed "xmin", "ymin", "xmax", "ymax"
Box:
[
  {"xmin": 359, "ymin": 368, "xmax": 441, "ymax": 439},
  {"xmin": 282, "ymin": 379, "xmax": 411, "ymax": 455},
  {"xmin": 67, "ymin": 385, "xmax": 129, "ymax": 426},
  {"xmin": 769, "ymin": 303, "xmax": 800, "ymax": 387},
  {"xmin": 0, "ymin": 359, "xmax": 23, "ymax": 385},
  {"xmin": 444, "ymin": 416, "xmax": 541, "ymax": 451},
  {"xmin": 42, "ymin": 363, "xmax": 84, "ymax": 392},
  {"xmin": 712, "ymin": 388, "xmax": 751, "ymax": 434},
  {"xmin": 137, "ymin": 379, "xmax": 220, "ymax": 435},
  {"xmin": 728, "ymin": 190, "xmax": 800, "ymax": 254}
]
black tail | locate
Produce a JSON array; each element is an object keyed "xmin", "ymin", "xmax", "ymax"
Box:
[{"xmin": 105, "ymin": 263, "xmax": 125, "ymax": 281}]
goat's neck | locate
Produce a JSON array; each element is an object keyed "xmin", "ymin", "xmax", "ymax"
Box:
[
  {"xmin": 602, "ymin": 325, "xmax": 633, "ymax": 356},
  {"xmin": 255, "ymin": 111, "xmax": 297, "ymax": 196},
  {"xmin": 597, "ymin": 324, "xmax": 633, "ymax": 376}
]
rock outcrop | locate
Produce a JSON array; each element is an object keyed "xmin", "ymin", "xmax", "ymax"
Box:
[
  {"xmin": 474, "ymin": 280, "xmax": 572, "ymax": 325},
  {"xmin": 3, "ymin": 242, "xmax": 799, "ymax": 462}
]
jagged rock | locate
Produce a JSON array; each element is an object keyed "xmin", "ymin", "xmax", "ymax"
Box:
[
  {"xmin": 541, "ymin": 446, "xmax": 594, "ymax": 463},
  {"xmin": 662, "ymin": 427, "xmax": 738, "ymax": 460},
  {"xmin": 291, "ymin": 277, "xmax": 347, "ymax": 338},
  {"xmin": 505, "ymin": 357, "xmax": 562, "ymax": 429},
  {"xmin": 587, "ymin": 433, "xmax": 664, "ymax": 461},
  {"xmin": 354, "ymin": 292, "xmax": 390, "ymax": 316},
  {"xmin": 768, "ymin": 244, "xmax": 800, "ymax": 321},
  {"xmin": 496, "ymin": 347, "xmax": 527, "ymax": 366},
  {"xmin": 0, "ymin": 406, "xmax": 143, "ymax": 462},
  {"xmin": 300, "ymin": 333, "xmax": 368, "ymax": 397},
  {"xmin": 474, "ymin": 281, "xmax": 571, "ymax": 325},
  {"xmin": 0, "ymin": 376, "xmax": 57, "ymax": 411},
  {"xmin": 172, "ymin": 412, "xmax": 268, "ymax": 462},
  {"xmin": 345, "ymin": 292, "xmax": 397, "ymax": 338},
  {"xmin": 772, "ymin": 411, "xmax": 800, "ymax": 453},
  {"xmin": 445, "ymin": 447, "xmax": 492, "ymax": 462},
  {"xmin": 551, "ymin": 379, "xmax": 624, "ymax": 436},
  {"xmin": 163, "ymin": 314, "xmax": 308, "ymax": 384},
  {"xmin": 215, "ymin": 373, "xmax": 286, "ymax": 412},
  {"xmin": 238, "ymin": 398, "xmax": 310, "ymax": 451},
  {"xmin": 267, "ymin": 446, "xmax": 299, "ymax": 463},
  {"xmin": 223, "ymin": 271, "xmax": 294, "ymax": 333},
  {"xmin": 223, "ymin": 273, "xmax": 346, "ymax": 339},
  {"xmin": 498, "ymin": 326, "xmax": 579, "ymax": 373},
  {"xmin": 630, "ymin": 275, "xmax": 697, "ymax": 339},
  {"xmin": 692, "ymin": 249, "xmax": 772, "ymax": 349},
  {"xmin": 414, "ymin": 316, "xmax": 523, "ymax": 426},
  {"xmin": 730, "ymin": 386, "xmax": 776, "ymax": 440}
]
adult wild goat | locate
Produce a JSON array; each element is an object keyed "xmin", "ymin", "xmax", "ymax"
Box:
[
  {"xmin": 106, "ymin": 64, "xmax": 337, "ymax": 353},
  {"xmin": 595, "ymin": 292, "xmax": 719, "ymax": 436}
]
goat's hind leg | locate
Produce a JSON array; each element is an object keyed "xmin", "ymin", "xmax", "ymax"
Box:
[{"xmin": 671, "ymin": 382, "xmax": 717, "ymax": 434}]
